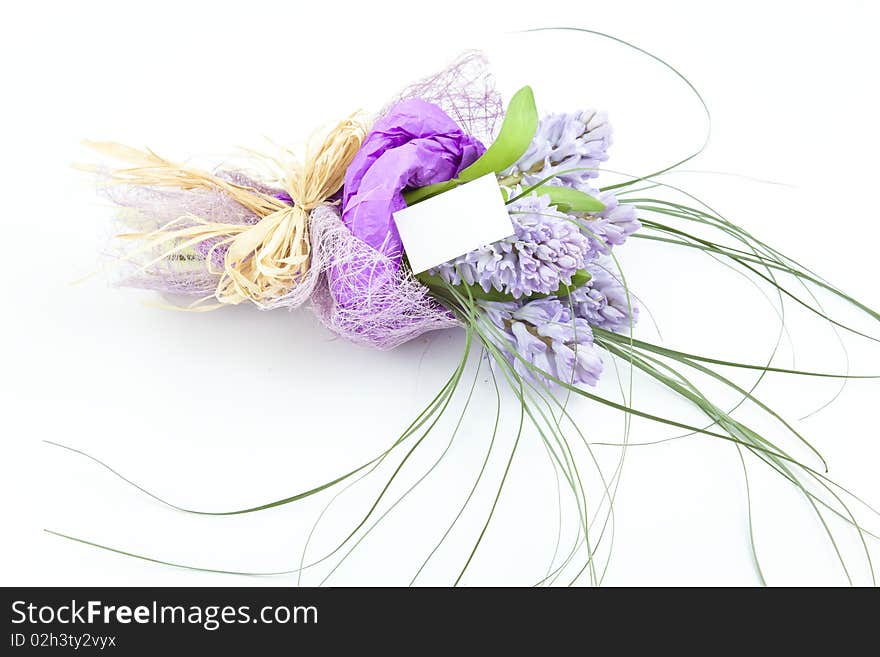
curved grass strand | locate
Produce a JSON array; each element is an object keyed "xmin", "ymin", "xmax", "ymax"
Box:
[
  {"xmin": 319, "ymin": 353, "xmax": 484, "ymax": 585},
  {"xmin": 521, "ymin": 27, "xmax": 711, "ymax": 191}
]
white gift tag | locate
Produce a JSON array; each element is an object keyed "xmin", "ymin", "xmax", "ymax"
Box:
[{"xmin": 392, "ymin": 174, "xmax": 515, "ymax": 274}]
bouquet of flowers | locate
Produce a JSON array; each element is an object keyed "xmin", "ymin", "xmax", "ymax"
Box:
[{"xmin": 63, "ymin": 36, "xmax": 879, "ymax": 586}]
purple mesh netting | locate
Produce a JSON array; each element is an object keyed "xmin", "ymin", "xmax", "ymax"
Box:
[
  {"xmin": 97, "ymin": 171, "xmax": 316, "ymax": 305},
  {"xmin": 382, "ymin": 50, "xmax": 503, "ymax": 144},
  {"xmin": 309, "ymin": 204, "xmax": 458, "ymax": 350},
  {"xmin": 99, "ymin": 180, "xmax": 261, "ymax": 297}
]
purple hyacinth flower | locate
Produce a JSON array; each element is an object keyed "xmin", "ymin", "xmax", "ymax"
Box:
[
  {"xmin": 431, "ymin": 193, "xmax": 591, "ymax": 299},
  {"xmin": 574, "ymin": 190, "xmax": 641, "ymax": 253},
  {"xmin": 503, "ymin": 110, "xmax": 612, "ymax": 188},
  {"xmin": 479, "ymin": 298, "xmax": 604, "ymax": 387},
  {"xmin": 567, "ymin": 259, "xmax": 637, "ymax": 333}
]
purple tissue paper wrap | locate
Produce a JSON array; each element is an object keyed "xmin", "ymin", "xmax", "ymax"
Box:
[{"xmin": 332, "ymin": 99, "xmax": 485, "ymax": 307}]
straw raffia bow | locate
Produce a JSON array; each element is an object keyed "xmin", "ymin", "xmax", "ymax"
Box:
[{"xmin": 87, "ymin": 117, "xmax": 366, "ymax": 308}]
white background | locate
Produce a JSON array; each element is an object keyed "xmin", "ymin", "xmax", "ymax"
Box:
[{"xmin": 2, "ymin": 0, "xmax": 879, "ymax": 586}]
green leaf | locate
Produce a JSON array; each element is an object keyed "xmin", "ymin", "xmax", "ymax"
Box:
[
  {"xmin": 564, "ymin": 269, "xmax": 593, "ymax": 291},
  {"xmin": 529, "ymin": 185, "xmax": 605, "ymax": 213},
  {"xmin": 456, "ymin": 85, "xmax": 538, "ymax": 182},
  {"xmin": 417, "ymin": 268, "xmax": 591, "ymax": 303},
  {"xmin": 403, "ymin": 85, "xmax": 538, "ymax": 206},
  {"xmin": 417, "ymin": 272, "xmax": 510, "ymax": 301},
  {"xmin": 402, "ymin": 179, "xmax": 459, "ymax": 206}
]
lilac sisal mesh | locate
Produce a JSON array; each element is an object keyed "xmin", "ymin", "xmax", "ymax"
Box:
[
  {"xmin": 98, "ymin": 171, "xmax": 308, "ymax": 304},
  {"xmin": 98, "ymin": 181, "xmax": 260, "ymax": 297},
  {"xmin": 383, "ymin": 50, "xmax": 503, "ymax": 144},
  {"xmin": 308, "ymin": 205, "xmax": 459, "ymax": 349}
]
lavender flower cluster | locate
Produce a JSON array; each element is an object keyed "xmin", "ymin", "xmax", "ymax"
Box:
[
  {"xmin": 431, "ymin": 194, "xmax": 590, "ymax": 299},
  {"xmin": 480, "ymin": 298, "xmax": 604, "ymax": 388},
  {"xmin": 503, "ymin": 109, "xmax": 612, "ymax": 188},
  {"xmin": 436, "ymin": 110, "xmax": 641, "ymax": 388}
]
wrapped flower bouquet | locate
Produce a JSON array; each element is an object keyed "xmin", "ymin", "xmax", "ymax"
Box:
[{"xmin": 62, "ymin": 35, "xmax": 880, "ymax": 586}]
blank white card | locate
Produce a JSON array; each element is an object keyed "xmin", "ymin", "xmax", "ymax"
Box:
[{"xmin": 392, "ymin": 174, "xmax": 515, "ymax": 274}]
